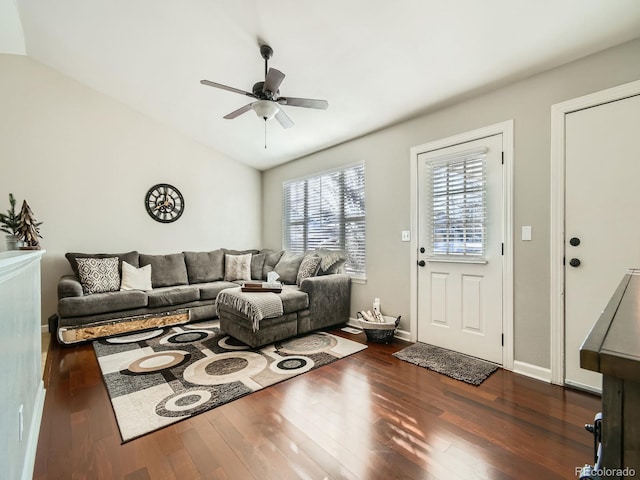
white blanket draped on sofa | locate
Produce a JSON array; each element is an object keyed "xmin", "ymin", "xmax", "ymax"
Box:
[{"xmin": 215, "ymin": 287, "xmax": 284, "ymax": 331}]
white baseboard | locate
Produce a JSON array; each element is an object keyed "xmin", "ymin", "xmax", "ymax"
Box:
[
  {"xmin": 393, "ymin": 329, "xmax": 411, "ymax": 342},
  {"xmin": 564, "ymin": 379, "xmax": 602, "ymax": 395},
  {"xmin": 345, "ymin": 324, "xmax": 553, "ymax": 383},
  {"xmin": 513, "ymin": 360, "xmax": 552, "ymax": 383},
  {"xmin": 349, "ymin": 319, "xmax": 551, "ymax": 374},
  {"xmin": 346, "ymin": 317, "xmax": 360, "ymax": 328},
  {"xmin": 22, "ymin": 380, "xmax": 45, "ymax": 480}
]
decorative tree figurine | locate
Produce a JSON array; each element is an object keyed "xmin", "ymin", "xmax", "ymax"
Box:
[{"xmin": 18, "ymin": 200, "xmax": 43, "ymax": 250}]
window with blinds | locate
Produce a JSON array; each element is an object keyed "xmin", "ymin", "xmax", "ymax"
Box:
[
  {"xmin": 283, "ymin": 162, "xmax": 366, "ymax": 277},
  {"xmin": 427, "ymin": 149, "xmax": 487, "ymax": 259}
]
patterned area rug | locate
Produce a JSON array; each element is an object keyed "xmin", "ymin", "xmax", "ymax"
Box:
[
  {"xmin": 392, "ymin": 342, "xmax": 499, "ymax": 386},
  {"xmin": 93, "ymin": 320, "xmax": 366, "ymax": 442}
]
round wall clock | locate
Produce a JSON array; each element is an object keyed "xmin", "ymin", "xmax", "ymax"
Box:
[{"xmin": 145, "ymin": 183, "xmax": 184, "ymax": 223}]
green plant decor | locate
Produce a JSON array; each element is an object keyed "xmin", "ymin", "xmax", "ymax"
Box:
[{"xmin": 0, "ymin": 193, "xmax": 20, "ymax": 236}]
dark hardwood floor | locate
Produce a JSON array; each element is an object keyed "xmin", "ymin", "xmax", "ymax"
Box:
[{"xmin": 35, "ymin": 330, "xmax": 599, "ymax": 479}]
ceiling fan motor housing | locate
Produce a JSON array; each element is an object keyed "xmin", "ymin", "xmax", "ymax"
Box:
[
  {"xmin": 253, "ymin": 81, "xmax": 279, "ymax": 100},
  {"xmin": 253, "ymin": 82, "xmax": 266, "ymax": 98}
]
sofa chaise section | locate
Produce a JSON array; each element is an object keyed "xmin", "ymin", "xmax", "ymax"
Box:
[{"xmin": 217, "ymin": 274, "xmax": 351, "ymax": 348}]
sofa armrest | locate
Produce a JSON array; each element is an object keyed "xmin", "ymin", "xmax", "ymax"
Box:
[
  {"xmin": 58, "ymin": 275, "xmax": 84, "ymax": 299},
  {"xmin": 299, "ymin": 274, "xmax": 351, "ymax": 330}
]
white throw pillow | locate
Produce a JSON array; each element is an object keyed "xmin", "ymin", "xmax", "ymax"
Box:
[
  {"xmin": 120, "ymin": 261, "xmax": 152, "ymax": 291},
  {"xmin": 224, "ymin": 253, "xmax": 252, "ymax": 281}
]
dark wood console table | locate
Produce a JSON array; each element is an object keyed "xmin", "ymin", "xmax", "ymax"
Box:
[{"xmin": 581, "ymin": 269, "xmax": 640, "ymax": 476}]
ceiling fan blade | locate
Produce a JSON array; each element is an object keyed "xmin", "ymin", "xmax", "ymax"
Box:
[
  {"xmin": 223, "ymin": 103, "xmax": 254, "ymax": 119},
  {"xmin": 263, "ymin": 68, "xmax": 285, "ymax": 96},
  {"xmin": 275, "ymin": 108, "xmax": 294, "ymax": 129},
  {"xmin": 200, "ymin": 80, "xmax": 255, "ymax": 98},
  {"xmin": 277, "ymin": 97, "xmax": 329, "ymax": 110}
]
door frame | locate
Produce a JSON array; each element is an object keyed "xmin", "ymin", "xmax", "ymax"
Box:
[
  {"xmin": 409, "ymin": 120, "xmax": 514, "ymax": 370},
  {"xmin": 550, "ymin": 79, "xmax": 640, "ymax": 386}
]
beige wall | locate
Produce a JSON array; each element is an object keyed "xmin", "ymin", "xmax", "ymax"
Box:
[
  {"xmin": 262, "ymin": 38, "xmax": 640, "ymax": 369},
  {"xmin": 0, "ymin": 54, "xmax": 262, "ymax": 325}
]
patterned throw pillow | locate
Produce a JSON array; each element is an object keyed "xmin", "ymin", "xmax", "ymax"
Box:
[
  {"xmin": 297, "ymin": 254, "xmax": 322, "ymax": 286},
  {"xmin": 76, "ymin": 257, "xmax": 120, "ymax": 295},
  {"xmin": 224, "ymin": 254, "xmax": 252, "ymax": 282},
  {"xmin": 316, "ymin": 249, "xmax": 347, "ymax": 275}
]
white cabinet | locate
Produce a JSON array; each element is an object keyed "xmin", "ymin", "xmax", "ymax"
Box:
[{"xmin": 0, "ymin": 250, "xmax": 46, "ymax": 480}]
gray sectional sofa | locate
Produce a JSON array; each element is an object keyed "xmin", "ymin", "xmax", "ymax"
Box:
[{"xmin": 55, "ymin": 248, "xmax": 350, "ymax": 346}]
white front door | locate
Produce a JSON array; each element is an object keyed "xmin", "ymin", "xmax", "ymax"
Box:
[
  {"xmin": 564, "ymin": 93, "xmax": 640, "ymax": 392},
  {"xmin": 417, "ymin": 134, "xmax": 503, "ymax": 364}
]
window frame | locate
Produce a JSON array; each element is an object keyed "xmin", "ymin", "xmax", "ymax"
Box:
[
  {"xmin": 282, "ymin": 161, "xmax": 366, "ymax": 278},
  {"xmin": 425, "ymin": 148, "xmax": 488, "ymax": 264}
]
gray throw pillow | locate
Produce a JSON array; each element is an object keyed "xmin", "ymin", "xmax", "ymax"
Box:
[
  {"xmin": 297, "ymin": 254, "xmax": 322, "ymax": 286},
  {"xmin": 76, "ymin": 257, "xmax": 120, "ymax": 294},
  {"xmin": 184, "ymin": 250, "xmax": 225, "ymax": 283},
  {"xmin": 261, "ymin": 249, "xmax": 284, "ymax": 280},
  {"xmin": 66, "ymin": 251, "xmax": 139, "ymax": 277},
  {"xmin": 274, "ymin": 251, "xmax": 306, "ymax": 285},
  {"xmin": 251, "ymin": 253, "xmax": 266, "ymax": 280},
  {"xmin": 139, "ymin": 253, "xmax": 189, "ymax": 288}
]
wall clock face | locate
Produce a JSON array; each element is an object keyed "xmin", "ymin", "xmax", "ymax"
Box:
[{"xmin": 145, "ymin": 183, "xmax": 184, "ymax": 223}]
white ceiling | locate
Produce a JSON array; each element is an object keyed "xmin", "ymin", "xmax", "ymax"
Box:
[{"xmin": 8, "ymin": 0, "xmax": 640, "ymax": 170}]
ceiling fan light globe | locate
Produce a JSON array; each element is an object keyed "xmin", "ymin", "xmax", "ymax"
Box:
[{"xmin": 252, "ymin": 99, "xmax": 279, "ymax": 119}]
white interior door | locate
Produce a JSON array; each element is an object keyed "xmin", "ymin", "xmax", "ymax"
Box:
[
  {"xmin": 417, "ymin": 134, "xmax": 503, "ymax": 364},
  {"xmin": 565, "ymin": 93, "xmax": 640, "ymax": 392}
]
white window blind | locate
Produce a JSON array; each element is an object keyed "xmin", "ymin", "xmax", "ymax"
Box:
[
  {"xmin": 283, "ymin": 162, "xmax": 366, "ymax": 277},
  {"xmin": 427, "ymin": 148, "xmax": 487, "ymax": 259}
]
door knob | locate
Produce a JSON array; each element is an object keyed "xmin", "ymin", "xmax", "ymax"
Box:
[
  {"xmin": 569, "ymin": 237, "xmax": 581, "ymax": 246},
  {"xmin": 419, "ymin": 247, "xmax": 425, "ymax": 253},
  {"xmin": 569, "ymin": 258, "xmax": 581, "ymax": 267},
  {"xmin": 417, "ymin": 260, "xmax": 426, "ymax": 267}
]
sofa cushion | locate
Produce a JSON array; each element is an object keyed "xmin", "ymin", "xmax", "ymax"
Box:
[
  {"xmin": 139, "ymin": 253, "xmax": 188, "ymax": 288},
  {"xmin": 222, "ymin": 248, "xmax": 260, "ymax": 256},
  {"xmin": 274, "ymin": 251, "xmax": 305, "ymax": 285},
  {"xmin": 66, "ymin": 251, "xmax": 139, "ymax": 277},
  {"xmin": 58, "ymin": 275, "xmax": 83, "ymax": 299},
  {"xmin": 76, "ymin": 257, "xmax": 121, "ymax": 294},
  {"xmin": 224, "ymin": 254, "xmax": 252, "ymax": 281},
  {"xmin": 184, "ymin": 250, "xmax": 225, "ymax": 283},
  {"xmin": 58, "ymin": 290, "xmax": 148, "ymax": 318},
  {"xmin": 197, "ymin": 281, "xmax": 239, "ymax": 301},
  {"xmin": 147, "ymin": 286, "xmax": 200, "ymax": 308},
  {"xmin": 296, "ymin": 254, "xmax": 321, "ymax": 286},
  {"xmin": 261, "ymin": 249, "xmax": 284, "ymax": 279},
  {"xmin": 251, "ymin": 253, "xmax": 266, "ymax": 280},
  {"xmin": 279, "ymin": 285, "xmax": 309, "ymax": 313},
  {"xmin": 120, "ymin": 262, "xmax": 152, "ymax": 291}
]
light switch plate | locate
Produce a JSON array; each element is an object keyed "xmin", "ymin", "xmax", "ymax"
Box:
[
  {"xmin": 401, "ymin": 230, "xmax": 411, "ymax": 242},
  {"xmin": 522, "ymin": 226, "xmax": 532, "ymax": 241}
]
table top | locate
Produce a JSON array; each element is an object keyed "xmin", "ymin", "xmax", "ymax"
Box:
[{"xmin": 580, "ymin": 269, "xmax": 640, "ymax": 382}]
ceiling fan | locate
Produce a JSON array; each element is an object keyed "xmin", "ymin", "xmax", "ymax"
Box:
[{"xmin": 200, "ymin": 44, "xmax": 328, "ymax": 129}]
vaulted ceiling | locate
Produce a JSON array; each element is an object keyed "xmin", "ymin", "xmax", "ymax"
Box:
[{"xmin": 6, "ymin": 1, "xmax": 640, "ymax": 170}]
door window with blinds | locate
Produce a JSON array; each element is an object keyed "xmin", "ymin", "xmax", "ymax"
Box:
[
  {"xmin": 283, "ymin": 162, "xmax": 366, "ymax": 277},
  {"xmin": 426, "ymin": 148, "xmax": 487, "ymax": 261}
]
